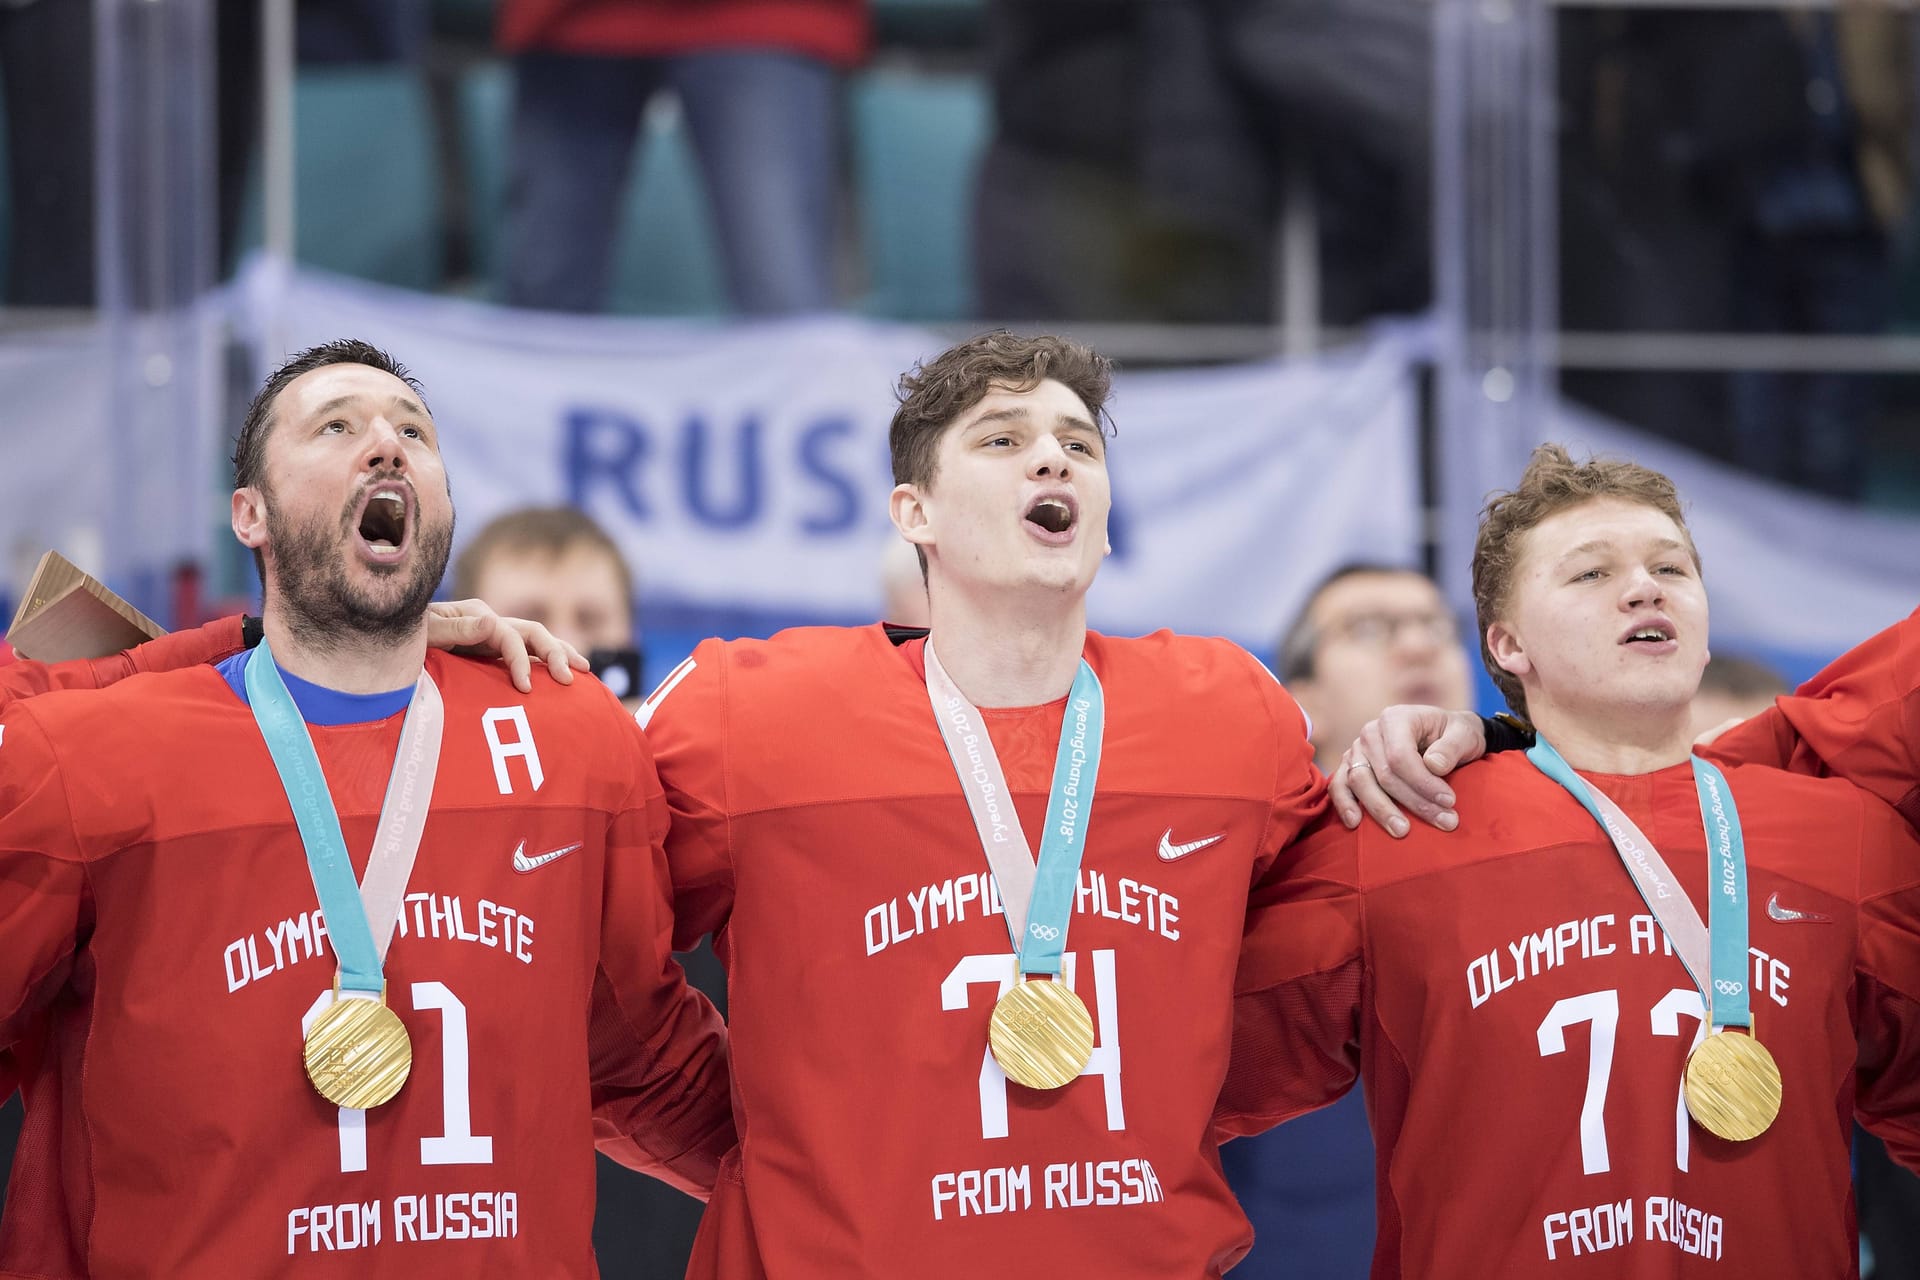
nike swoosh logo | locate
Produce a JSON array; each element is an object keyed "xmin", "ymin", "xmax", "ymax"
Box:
[
  {"xmin": 512, "ymin": 841, "xmax": 584, "ymax": 874},
  {"xmin": 1158, "ymin": 830, "xmax": 1225, "ymax": 862},
  {"xmin": 1765, "ymin": 891, "xmax": 1830, "ymax": 924}
]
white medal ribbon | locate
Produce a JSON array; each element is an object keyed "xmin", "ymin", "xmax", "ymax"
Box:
[{"xmin": 925, "ymin": 641, "xmax": 1038, "ymax": 945}]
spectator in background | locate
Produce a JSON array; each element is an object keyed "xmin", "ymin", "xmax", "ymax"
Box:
[
  {"xmin": 972, "ymin": 1, "xmax": 1187, "ymax": 322},
  {"xmin": 453, "ymin": 503, "xmax": 722, "ymax": 1278},
  {"xmin": 1723, "ymin": 11, "xmax": 1909, "ymax": 500},
  {"xmin": 297, "ymin": 0, "xmax": 426, "ymax": 63},
  {"xmin": 974, "ymin": 0, "xmax": 1283, "ymax": 323},
  {"xmin": 1220, "ymin": 563, "xmax": 1473, "ymax": 1279},
  {"xmin": 1688, "ymin": 651, "xmax": 1790, "ymax": 741},
  {"xmin": 1558, "ymin": 9, "xmax": 1912, "ymax": 498},
  {"xmin": 973, "ymin": 0, "xmax": 1425, "ymax": 327},
  {"xmin": 1277, "ymin": 565, "xmax": 1475, "ymax": 772},
  {"xmin": 496, "ymin": 0, "xmax": 867, "ymax": 315},
  {"xmin": 454, "ymin": 505, "xmax": 642, "ymax": 697},
  {"xmin": 1136, "ymin": 0, "xmax": 1432, "ymax": 327}
]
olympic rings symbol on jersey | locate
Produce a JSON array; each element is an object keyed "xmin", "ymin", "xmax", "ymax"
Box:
[
  {"xmin": 1712, "ymin": 979, "xmax": 1745, "ymax": 995},
  {"xmin": 1028, "ymin": 923, "xmax": 1062, "ymax": 941}
]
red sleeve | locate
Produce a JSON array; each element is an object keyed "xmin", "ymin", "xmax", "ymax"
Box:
[
  {"xmin": 1252, "ymin": 661, "xmax": 1332, "ymax": 872},
  {"xmin": 1856, "ymin": 793, "xmax": 1920, "ymax": 1170},
  {"xmin": 0, "ymin": 706, "xmax": 91, "ymax": 1060},
  {"xmin": 1700, "ymin": 704, "xmax": 1799, "ymax": 773},
  {"xmin": 1709, "ymin": 609, "xmax": 1920, "ymax": 829},
  {"xmin": 636, "ymin": 640, "xmax": 735, "ymax": 953},
  {"xmin": 0, "ymin": 616, "xmax": 246, "ymax": 713},
  {"xmin": 1214, "ymin": 811, "xmax": 1363, "ymax": 1139},
  {"xmin": 587, "ymin": 689, "xmax": 734, "ymax": 1197}
]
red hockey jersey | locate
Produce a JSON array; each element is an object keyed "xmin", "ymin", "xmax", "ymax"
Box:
[
  {"xmin": 1709, "ymin": 606, "xmax": 1920, "ymax": 830},
  {"xmin": 0, "ymin": 616, "xmax": 245, "ymax": 712},
  {"xmin": 1222, "ymin": 752, "xmax": 1920, "ymax": 1278},
  {"xmin": 640, "ymin": 625, "xmax": 1325, "ymax": 1278},
  {"xmin": 0, "ymin": 617, "xmax": 246, "ymax": 1146},
  {"xmin": 0, "ymin": 651, "xmax": 730, "ymax": 1277}
]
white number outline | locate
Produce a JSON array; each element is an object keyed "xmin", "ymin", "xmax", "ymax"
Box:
[
  {"xmin": 941, "ymin": 949, "xmax": 1124, "ymax": 1140},
  {"xmin": 1650, "ymin": 988, "xmax": 1708, "ymax": 1173},
  {"xmin": 1537, "ymin": 990, "xmax": 1619, "ymax": 1175},
  {"xmin": 1536, "ymin": 986, "xmax": 1706, "ymax": 1176},
  {"xmin": 301, "ymin": 981, "xmax": 495, "ymax": 1173}
]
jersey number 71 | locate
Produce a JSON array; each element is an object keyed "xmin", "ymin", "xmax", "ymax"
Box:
[{"xmin": 302, "ymin": 982, "xmax": 495, "ymax": 1174}]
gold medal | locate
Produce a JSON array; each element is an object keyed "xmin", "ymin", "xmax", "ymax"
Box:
[
  {"xmin": 989, "ymin": 976, "xmax": 1094, "ymax": 1090},
  {"xmin": 1684, "ymin": 1028, "xmax": 1781, "ymax": 1141},
  {"xmin": 304, "ymin": 991, "xmax": 412, "ymax": 1110}
]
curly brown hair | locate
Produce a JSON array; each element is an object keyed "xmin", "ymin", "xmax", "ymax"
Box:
[
  {"xmin": 1473, "ymin": 443, "xmax": 1699, "ymax": 717},
  {"xmin": 889, "ymin": 331, "xmax": 1114, "ymax": 491}
]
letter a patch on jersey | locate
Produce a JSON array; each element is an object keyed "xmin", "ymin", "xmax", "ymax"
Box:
[{"xmin": 482, "ymin": 707, "xmax": 544, "ymax": 795}]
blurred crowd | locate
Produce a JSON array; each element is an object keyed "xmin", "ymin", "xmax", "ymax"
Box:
[{"xmin": 4, "ymin": 0, "xmax": 1920, "ymax": 503}]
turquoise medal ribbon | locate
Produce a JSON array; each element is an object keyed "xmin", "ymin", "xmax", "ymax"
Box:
[
  {"xmin": 1526, "ymin": 737, "xmax": 1752, "ymax": 1031},
  {"xmin": 1015, "ymin": 663, "xmax": 1105, "ymax": 977},
  {"xmin": 245, "ymin": 640, "xmax": 437, "ymax": 997},
  {"xmin": 1691, "ymin": 759, "xmax": 1752, "ymax": 1031},
  {"xmin": 923, "ymin": 644, "xmax": 1105, "ymax": 977}
]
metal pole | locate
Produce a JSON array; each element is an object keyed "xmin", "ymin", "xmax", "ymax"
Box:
[
  {"xmin": 1279, "ymin": 145, "xmax": 1321, "ymax": 361},
  {"xmin": 263, "ymin": 0, "xmax": 296, "ymax": 266},
  {"xmin": 93, "ymin": 0, "xmax": 220, "ymax": 622}
]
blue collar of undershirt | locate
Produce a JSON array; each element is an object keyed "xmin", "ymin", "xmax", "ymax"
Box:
[{"xmin": 217, "ymin": 649, "xmax": 416, "ymax": 726}]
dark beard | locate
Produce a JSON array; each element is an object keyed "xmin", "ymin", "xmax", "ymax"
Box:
[{"xmin": 264, "ymin": 482, "xmax": 454, "ymax": 649}]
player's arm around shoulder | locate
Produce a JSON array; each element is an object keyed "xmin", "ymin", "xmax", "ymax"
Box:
[
  {"xmin": 0, "ymin": 702, "xmax": 94, "ymax": 1056},
  {"xmin": 1853, "ymin": 783, "xmax": 1920, "ymax": 1171},
  {"xmin": 1796, "ymin": 605, "xmax": 1920, "ymax": 741},
  {"xmin": 588, "ymin": 680, "xmax": 734, "ymax": 1197},
  {"xmin": 0, "ymin": 616, "xmax": 246, "ymax": 713},
  {"xmin": 1218, "ymin": 810, "xmax": 1363, "ymax": 1140},
  {"xmin": 1698, "ymin": 704, "xmax": 1799, "ymax": 774},
  {"xmin": 1742, "ymin": 607, "xmax": 1920, "ymax": 819}
]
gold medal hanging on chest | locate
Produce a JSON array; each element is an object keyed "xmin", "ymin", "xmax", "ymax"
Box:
[
  {"xmin": 1683, "ymin": 1025, "xmax": 1782, "ymax": 1141},
  {"xmin": 989, "ymin": 975, "xmax": 1095, "ymax": 1090},
  {"xmin": 304, "ymin": 987, "xmax": 412, "ymax": 1110}
]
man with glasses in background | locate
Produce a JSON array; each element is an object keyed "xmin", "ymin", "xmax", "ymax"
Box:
[{"xmin": 1222, "ymin": 564, "xmax": 1473, "ymax": 1277}]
